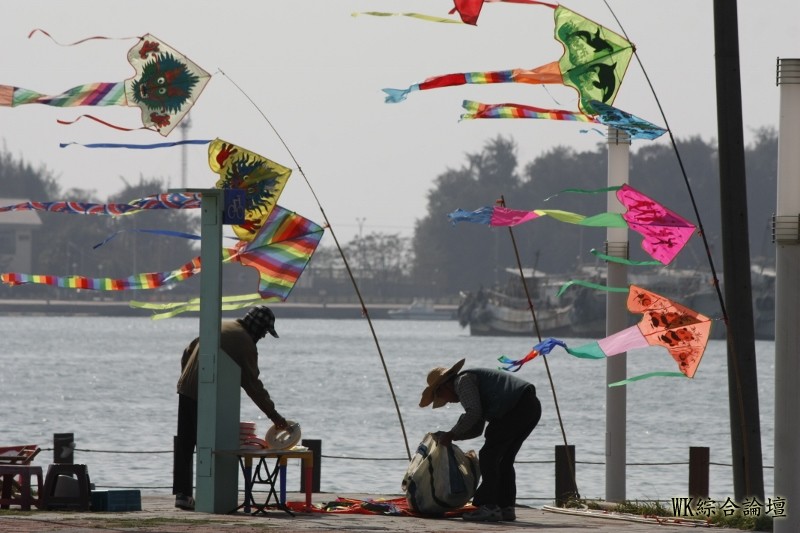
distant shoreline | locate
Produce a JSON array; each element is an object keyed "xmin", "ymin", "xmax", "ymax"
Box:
[{"xmin": 0, "ymin": 299, "xmax": 458, "ymax": 320}]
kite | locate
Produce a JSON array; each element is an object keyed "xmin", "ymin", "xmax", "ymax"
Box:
[
  {"xmin": 383, "ymin": 4, "xmax": 634, "ymax": 114},
  {"xmin": 354, "ymin": 0, "xmax": 552, "ymax": 26},
  {"xmin": 450, "ymin": 0, "xmax": 554, "ymax": 25},
  {"xmin": 131, "ymin": 206, "xmax": 325, "ymax": 318},
  {"xmin": 460, "ymin": 99, "xmax": 666, "ymax": 140},
  {"xmin": 498, "ymin": 285, "xmax": 713, "ymax": 385},
  {"xmin": 224, "ymin": 205, "xmax": 325, "ymax": 301},
  {"xmin": 0, "ymin": 193, "xmax": 202, "ymax": 216},
  {"xmin": 208, "ymin": 139, "xmax": 292, "ymax": 243},
  {"xmin": 448, "ymin": 184, "xmax": 695, "ymax": 265},
  {"xmin": 0, "ymin": 32, "xmax": 210, "ymax": 136}
]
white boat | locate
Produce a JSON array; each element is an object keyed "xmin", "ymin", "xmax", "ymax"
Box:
[{"xmin": 387, "ymin": 298, "xmax": 453, "ymax": 321}]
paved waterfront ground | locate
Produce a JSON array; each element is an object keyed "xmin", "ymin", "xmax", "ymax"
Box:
[{"xmin": 0, "ymin": 492, "xmax": 714, "ymax": 532}]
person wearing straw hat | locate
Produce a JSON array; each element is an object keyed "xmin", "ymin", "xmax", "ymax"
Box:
[
  {"xmin": 173, "ymin": 306, "xmax": 290, "ymax": 511},
  {"xmin": 420, "ymin": 358, "xmax": 541, "ymax": 522}
]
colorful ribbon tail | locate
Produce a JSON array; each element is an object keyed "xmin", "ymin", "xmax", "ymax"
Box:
[
  {"xmin": 352, "ymin": 12, "xmax": 464, "ymax": 24},
  {"xmin": 60, "ymin": 139, "xmax": 212, "ymax": 150},
  {"xmin": 590, "ymin": 249, "xmax": 663, "ymax": 266},
  {"xmin": 382, "ymin": 87, "xmax": 415, "ymax": 103},
  {"xmin": 608, "ymin": 371, "xmax": 688, "ymax": 387},
  {"xmin": 498, "ymin": 349, "xmax": 539, "ymax": 372}
]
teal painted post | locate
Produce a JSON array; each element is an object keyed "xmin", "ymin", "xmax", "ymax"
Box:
[{"xmin": 192, "ymin": 189, "xmax": 241, "ymax": 514}]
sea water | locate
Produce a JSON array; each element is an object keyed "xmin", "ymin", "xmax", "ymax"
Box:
[{"xmin": 0, "ymin": 316, "xmax": 776, "ymax": 503}]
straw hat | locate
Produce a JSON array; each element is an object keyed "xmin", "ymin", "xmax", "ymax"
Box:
[{"xmin": 419, "ymin": 358, "xmax": 465, "ymax": 408}]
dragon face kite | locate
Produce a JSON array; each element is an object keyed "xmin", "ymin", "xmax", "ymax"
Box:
[
  {"xmin": 0, "ymin": 33, "xmax": 209, "ymax": 136},
  {"xmin": 208, "ymin": 139, "xmax": 292, "ymax": 242}
]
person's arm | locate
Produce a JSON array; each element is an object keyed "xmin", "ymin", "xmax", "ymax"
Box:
[
  {"xmin": 241, "ymin": 351, "xmax": 285, "ymax": 425},
  {"xmin": 226, "ymin": 338, "xmax": 286, "ymax": 427},
  {"xmin": 447, "ymin": 373, "xmax": 485, "ymax": 440}
]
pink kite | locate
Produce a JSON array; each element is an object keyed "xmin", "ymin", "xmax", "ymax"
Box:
[
  {"xmin": 499, "ymin": 285, "xmax": 713, "ymax": 384},
  {"xmin": 448, "ymin": 184, "xmax": 695, "ymax": 265}
]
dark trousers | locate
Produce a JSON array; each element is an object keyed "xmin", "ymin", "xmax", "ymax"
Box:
[
  {"xmin": 173, "ymin": 393, "xmax": 198, "ymax": 496},
  {"xmin": 472, "ymin": 387, "xmax": 541, "ymax": 508}
]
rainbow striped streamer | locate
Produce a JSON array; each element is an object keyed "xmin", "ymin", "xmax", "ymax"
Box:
[
  {"xmin": 461, "ymin": 100, "xmax": 667, "ymax": 140},
  {"xmin": 0, "ymin": 193, "xmax": 202, "ymax": 216},
  {"xmin": 7, "ymin": 82, "xmax": 127, "ymax": 107},
  {"xmin": 1, "ymin": 257, "xmax": 201, "ymax": 291},
  {"xmin": 461, "ymin": 100, "xmax": 598, "ymax": 123}
]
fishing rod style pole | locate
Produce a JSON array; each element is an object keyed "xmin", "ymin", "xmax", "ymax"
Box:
[
  {"xmin": 220, "ymin": 71, "xmax": 412, "ymax": 461},
  {"xmin": 498, "ymin": 195, "xmax": 580, "ymax": 500}
]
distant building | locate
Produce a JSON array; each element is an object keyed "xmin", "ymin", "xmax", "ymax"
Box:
[{"xmin": 0, "ymin": 199, "xmax": 42, "ymax": 273}]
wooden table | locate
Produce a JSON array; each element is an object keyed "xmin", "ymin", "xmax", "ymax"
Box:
[{"xmin": 216, "ymin": 448, "xmax": 313, "ymax": 515}]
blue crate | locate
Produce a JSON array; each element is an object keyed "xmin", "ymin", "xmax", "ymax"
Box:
[{"xmin": 90, "ymin": 489, "xmax": 141, "ymax": 512}]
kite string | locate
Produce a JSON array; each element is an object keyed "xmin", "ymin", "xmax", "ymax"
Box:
[
  {"xmin": 218, "ymin": 69, "xmax": 412, "ymax": 461},
  {"xmin": 602, "ymin": 0, "xmax": 754, "ymax": 495},
  {"xmin": 499, "ymin": 195, "xmax": 580, "ymax": 500}
]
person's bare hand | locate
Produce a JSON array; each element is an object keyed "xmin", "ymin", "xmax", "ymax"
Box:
[
  {"xmin": 433, "ymin": 431, "xmax": 453, "ymax": 447},
  {"xmin": 274, "ymin": 417, "xmax": 289, "ymax": 431}
]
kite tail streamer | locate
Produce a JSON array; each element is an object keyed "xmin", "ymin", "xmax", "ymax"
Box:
[
  {"xmin": 557, "ymin": 279, "xmax": 628, "ymax": 297},
  {"xmin": 590, "ymin": 248, "xmax": 661, "ymax": 266},
  {"xmin": 27, "ymin": 29, "xmax": 140, "ymax": 46},
  {"xmin": 60, "ymin": 139, "xmax": 213, "ymax": 150},
  {"xmin": 1, "ymin": 257, "xmax": 201, "ymax": 291},
  {"xmin": 498, "ymin": 349, "xmax": 539, "ymax": 372},
  {"xmin": 130, "ymin": 293, "xmax": 268, "ymax": 320},
  {"xmin": 351, "ymin": 12, "xmax": 464, "ymax": 24},
  {"xmin": 382, "ymin": 86, "xmax": 418, "ymax": 103},
  {"xmin": 461, "ymin": 100, "xmax": 599, "ymax": 123},
  {"xmin": 6, "ymin": 82, "xmax": 127, "ymax": 107},
  {"xmin": 57, "ymin": 114, "xmax": 155, "ymax": 132},
  {"xmin": 608, "ymin": 371, "xmax": 687, "ymax": 387}
]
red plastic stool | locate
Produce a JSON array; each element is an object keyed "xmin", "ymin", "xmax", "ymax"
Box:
[{"xmin": 0, "ymin": 464, "xmax": 44, "ymax": 510}]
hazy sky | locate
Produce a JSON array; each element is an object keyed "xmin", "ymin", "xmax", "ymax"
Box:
[{"xmin": 0, "ymin": 0, "xmax": 797, "ymax": 244}]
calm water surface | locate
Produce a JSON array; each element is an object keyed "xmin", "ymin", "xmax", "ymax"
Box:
[{"xmin": 1, "ymin": 316, "xmax": 776, "ymax": 503}]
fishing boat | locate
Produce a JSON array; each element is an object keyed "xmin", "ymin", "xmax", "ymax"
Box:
[
  {"xmin": 457, "ymin": 268, "xmax": 573, "ymax": 337},
  {"xmin": 387, "ymin": 298, "xmax": 454, "ymax": 320}
]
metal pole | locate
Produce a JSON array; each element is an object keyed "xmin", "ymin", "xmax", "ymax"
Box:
[
  {"xmin": 191, "ymin": 189, "xmax": 241, "ymax": 513},
  {"xmin": 774, "ymin": 57, "xmax": 800, "ymax": 533},
  {"xmin": 712, "ymin": 0, "xmax": 764, "ymax": 502},
  {"xmin": 605, "ymin": 127, "xmax": 629, "ymax": 502}
]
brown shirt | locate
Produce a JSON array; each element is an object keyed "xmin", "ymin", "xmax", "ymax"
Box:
[{"xmin": 177, "ymin": 320, "xmax": 279, "ymax": 421}]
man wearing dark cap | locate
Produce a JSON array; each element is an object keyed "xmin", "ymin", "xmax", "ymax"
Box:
[
  {"xmin": 173, "ymin": 306, "xmax": 289, "ymax": 510},
  {"xmin": 420, "ymin": 359, "xmax": 541, "ymax": 522}
]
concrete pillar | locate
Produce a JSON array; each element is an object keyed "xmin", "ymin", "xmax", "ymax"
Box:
[
  {"xmin": 605, "ymin": 127, "xmax": 630, "ymax": 502},
  {"xmin": 774, "ymin": 57, "xmax": 800, "ymax": 532},
  {"xmin": 192, "ymin": 189, "xmax": 241, "ymax": 514}
]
